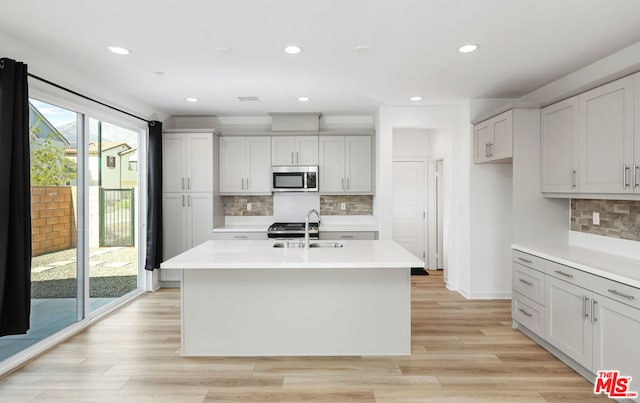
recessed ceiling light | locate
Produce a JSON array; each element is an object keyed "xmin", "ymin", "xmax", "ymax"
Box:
[
  {"xmin": 298, "ymin": 97, "xmax": 309, "ymax": 102},
  {"xmin": 238, "ymin": 96, "xmax": 261, "ymax": 102},
  {"xmin": 153, "ymin": 71, "xmax": 164, "ymax": 76},
  {"xmin": 458, "ymin": 44, "xmax": 479, "ymax": 54},
  {"xmin": 354, "ymin": 45, "xmax": 370, "ymax": 54},
  {"xmin": 107, "ymin": 46, "xmax": 131, "ymax": 55},
  {"xmin": 410, "ymin": 96, "xmax": 423, "ymax": 102},
  {"xmin": 185, "ymin": 97, "xmax": 198, "ymax": 103},
  {"xmin": 284, "ymin": 45, "xmax": 303, "ymax": 55},
  {"xmin": 216, "ymin": 47, "xmax": 233, "ymax": 54}
]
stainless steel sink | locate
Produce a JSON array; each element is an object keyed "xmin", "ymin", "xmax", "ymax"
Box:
[
  {"xmin": 272, "ymin": 241, "xmax": 344, "ymax": 248},
  {"xmin": 309, "ymin": 241, "xmax": 344, "ymax": 248}
]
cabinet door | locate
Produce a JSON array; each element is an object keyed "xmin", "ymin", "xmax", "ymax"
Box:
[
  {"xmin": 592, "ymin": 296, "xmax": 640, "ymax": 392},
  {"xmin": 162, "ymin": 134, "xmax": 186, "ymax": 193},
  {"xmin": 245, "ymin": 136, "xmax": 271, "ymax": 193},
  {"xmin": 271, "ymin": 136, "xmax": 295, "ymax": 166},
  {"xmin": 578, "ymin": 76, "xmax": 634, "ymax": 193},
  {"xmin": 162, "ymin": 193, "xmax": 188, "ymax": 260},
  {"xmin": 186, "ymin": 133, "xmax": 213, "ymax": 193},
  {"xmin": 345, "ymin": 136, "xmax": 372, "ymax": 193},
  {"xmin": 219, "ymin": 137, "xmax": 245, "ymax": 193},
  {"xmin": 491, "ymin": 111, "xmax": 512, "ymax": 160},
  {"xmin": 541, "ymin": 98, "xmax": 579, "ymax": 192},
  {"xmin": 545, "ymin": 276, "xmax": 593, "ymax": 369},
  {"xmin": 188, "ymin": 193, "xmax": 213, "ymax": 248},
  {"xmin": 319, "ymin": 136, "xmax": 346, "ymax": 193},
  {"xmin": 474, "ymin": 122, "xmax": 492, "ymax": 163},
  {"xmin": 296, "ymin": 136, "xmax": 319, "ymax": 165}
]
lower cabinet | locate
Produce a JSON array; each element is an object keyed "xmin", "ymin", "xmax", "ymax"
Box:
[
  {"xmin": 212, "ymin": 232, "xmax": 267, "ymax": 240},
  {"xmin": 161, "ymin": 192, "xmax": 213, "ymax": 282},
  {"xmin": 513, "ymin": 250, "xmax": 640, "ymax": 396},
  {"xmin": 319, "ymin": 231, "xmax": 377, "ymax": 240}
]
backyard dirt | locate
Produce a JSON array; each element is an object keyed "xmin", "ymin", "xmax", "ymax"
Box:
[{"xmin": 31, "ymin": 247, "xmax": 138, "ymax": 298}]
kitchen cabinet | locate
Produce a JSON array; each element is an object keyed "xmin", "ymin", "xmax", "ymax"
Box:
[
  {"xmin": 319, "ymin": 231, "xmax": 377, "ymax": 240},
  {"xmin": 512, "ymin": 249, "xmax": 640, "ymax": 395},
  {"xmin": 541, "ymin": 97, "xmax": 579, "ymax": 192},
  {"xmin": 220, "ymin": 136, "xmax": 271, "ymax": 194},
  {"xmin": 319, "ymin": 136, "xmax": 372, "ymax": 194},
  {"xmin": 474, "ymin": 110, "xmax": 512, "ymax": 163},
  {"xmin": 271, "ymin": 136, "xmax": 318, "ymax": 166},
  {"xmin": 578, "ymin": 75, "xmax": 634, "ymax": 193},
  {"xmin": 212, "ymin": 232, "xmax": 267, "ymax": 240},
  {"xmin": 163, "ymin": 132, "xmax": 213, "ymax": 193}
]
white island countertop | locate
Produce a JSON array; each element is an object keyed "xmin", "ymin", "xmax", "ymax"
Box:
[{"xmin": 161, "ymin": 239, "xmax": 423, "ymax": 270}]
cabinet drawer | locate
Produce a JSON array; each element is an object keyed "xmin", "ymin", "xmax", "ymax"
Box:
[
  {"xmin": 593, "ymin": 276, "xmax": 640, "ymax": 310},
  {"xmin": 513, "ymin": 262, "xmax": 545, "ymax": 305},
  {"xmin": 212, "ymin": 232, "xmax": 267, "ymax": 240},
  {"xmin": 513, "ymin": 292, "xmax": 545, "ymax": 337},
  {"xmin": 512, "ymin": 250, "xmax": 545, "ymax": 272},
  {"xmin": 544, "ymin": 261, "xmax": 592, "ymax": 289},
  {"xmin": 319, "ymin": 231, "xmax": 376, "ymax": 240}
]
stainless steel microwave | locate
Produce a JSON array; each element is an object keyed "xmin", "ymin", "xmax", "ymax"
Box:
[{"xmin": 271, "ymin": 166, "xmax": 318, "ymax": 192}]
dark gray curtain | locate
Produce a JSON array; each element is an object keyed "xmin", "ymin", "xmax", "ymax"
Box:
[
  {"xmin": 144, "ymin": 121, "xmax": 163, "ymax": 271},
  {"xmin": 0, "ymin": 58, "xmax": 31, "ymax": 336}
]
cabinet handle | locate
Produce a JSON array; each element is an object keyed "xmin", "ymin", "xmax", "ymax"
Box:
[
  {"xmin": 519, "ymin": 279, "xmax": 533, "ymax": 287},
  {"xmin": 623, "ymin": 165, "xmax": 630, "ymax": 189},
  {"xmin": 517, "ymin": 257, "xmax": 532, "ymax": 264},
  {"xmin": 241, "ymin": 178, "xmax": 244, "ymax": 190},
  {"xmin": 634, "ymin": 164, "xmax": 639, "ymax": 189},
  {"xmin": 583, "ymin": 296, "xmax": 590, "ymax": 319},
  {"xmin": 608, "ymin": 289, "xmax": 635, "ymax": 300},
  {"xmin": 188, "ymin": 195, "xmax": 191, "ymax": 207},
  {"xmin": 489, "ymin": 143, "xmax": 493, "ymax": 157},
  {"xmin": 571, "ymin": 169, "xmax": 577, "ymax": 189},
  {"xmin": 554, "ymin": 270, "xmax": 574, "ymax": 279},
  {"xmin": 234, "ymin": 235, "xmax": 247, "ymax": 239},
  {"xmin": 485, "ymin": 144, "xmax": 490, "ymax": 158},
  {"xmin": 246, "ymin": 178, "xmax": 250, "ymax": 190},
  {"xmin": 346, "ymin": 178, "xmax": 350, "ymax": 190},
  {"xmin": 518, "ymin": 308, "xmax": 533, "ymax": 318},
  {"xmin": 591, "ymin": 299, "xmax": 598, "ymax": 323},
  {"xmin": 340, "ymin": 235, "xmax": 354, "ymax": 239},
  {"xmin": 182, "ymin": 178, "xmax": 185, "ymax": 190},
  {"xmin": 182, "ymin": 195, "xmax": 185, "ymax": 207}
]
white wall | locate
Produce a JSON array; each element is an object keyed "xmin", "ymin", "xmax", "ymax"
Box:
[{"xmin": 376, "ymin": 105, "xmax": 470, "ymax": 294}]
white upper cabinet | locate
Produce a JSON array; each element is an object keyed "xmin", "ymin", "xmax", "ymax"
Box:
[
  {"xmin": 162, "ymin": 133, "xmax": 213, "ymax": 193},
  {"xmin": 220, "ymin": 136, "xmax": 271, "ymax": 194},
  {"xmin": 541, "ymin": 97, "xmax": 579, "ymax": 193},
  {"xmin": 474, "ymin": 110, "xmax": 513, "ymax": 163},
  {"xmin": 578, "ymin": 76, "xmax": 634, "ymax": 193},
  {"xmin": 271, "ymin": 136, "xmax": 319, "ymax": 166},
  {"xmin": 319, "ymin": 136, "xmax": 372, "ymax": 194}
]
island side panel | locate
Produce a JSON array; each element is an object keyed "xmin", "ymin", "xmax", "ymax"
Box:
[{"xmin": 181, "ymin": 267, "xmax": 411, "ymax": 356}]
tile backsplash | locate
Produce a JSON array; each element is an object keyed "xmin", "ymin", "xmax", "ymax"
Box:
[
  {"xmin": 320, "ymin": 195, "xmax": 373, "ymax": 215},
  {"xmin": 571, "ymin": 199, "xmax": 640, "ymax": 241},
  {"xmin": 225, "ymin": 196, "xmax": 273, "ymax": 216}
]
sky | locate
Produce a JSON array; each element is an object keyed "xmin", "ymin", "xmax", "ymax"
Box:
[{"xmin": 30, "ymin": 99, "xmax": 76, "ymax": 127}]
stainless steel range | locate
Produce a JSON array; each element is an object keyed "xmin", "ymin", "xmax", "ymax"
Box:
[{"xmin": 267, "ymin": 222, "xmax": 319, "ymax": 239}]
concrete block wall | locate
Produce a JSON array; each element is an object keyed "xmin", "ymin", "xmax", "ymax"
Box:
[{"xmin": 31, "ymin": 186, "xmax": 76, "ymax": 256}]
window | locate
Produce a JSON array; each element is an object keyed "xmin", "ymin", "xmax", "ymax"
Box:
[{"xmin": 106, "ymin": 155, "xmax": 116, "ymax": 168}]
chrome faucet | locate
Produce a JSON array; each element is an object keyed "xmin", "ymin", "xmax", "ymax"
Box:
[{"xmin": 305, "ymin": 209, "xmax": 321, "ymax": 248}]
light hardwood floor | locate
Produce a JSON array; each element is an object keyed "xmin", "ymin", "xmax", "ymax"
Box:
[{"xmin": 0, "ymin": 271, "xmax": 606, "ymax": 403}]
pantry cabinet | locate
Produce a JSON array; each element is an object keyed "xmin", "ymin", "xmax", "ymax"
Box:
[
  {"xmin": 474, "ymin": 110, "xmax": 512, "ymax": 163},
  {"xmin": 271, "ymin": 136, "xmax": 318, "ymax": 166},
  {"xmin": 319, "ymin": 136, "xmax": 372, "ymax": 194},
  {"xmin": 163, "ymin": 133, "xmax": 213, "ymax": 193},
  {"xmin": 219, "ymin": 136, "xmax": 271, "ymax": 194}
]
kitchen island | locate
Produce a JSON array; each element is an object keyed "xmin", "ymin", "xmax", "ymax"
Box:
[{"xmin": 160, "ymin": 239, "xmax": 424, "ymax": 356}]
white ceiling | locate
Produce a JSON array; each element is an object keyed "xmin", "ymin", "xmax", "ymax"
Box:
[{"xmin": 2, "ymin": 0, "xmax": 640, "ymax": 117}]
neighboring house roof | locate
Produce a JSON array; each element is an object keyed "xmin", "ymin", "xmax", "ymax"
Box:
[
  {"xmin": 64, "ymin": 142, "xmax": 131, "ymax": 155},
  {"xmin": 29, "ymin": 102, "xmax": 71, "ymax": 147},
  {"xmin": 119, "ymin": 147, "xmax": 137, "ymax": 156}
]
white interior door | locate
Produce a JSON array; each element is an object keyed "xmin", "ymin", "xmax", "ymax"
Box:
[{"xmin": 392, "ymin": 161, "xmax": 425, "ymax": 264}]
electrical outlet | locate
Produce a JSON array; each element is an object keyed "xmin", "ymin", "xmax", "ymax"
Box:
[
  {"xmin": 247, "ymin": 203, "xmax": 252, "ymax": 211},
  {"xmin": 341, "ymin": 202, "xmax": 346, "ymax": 210},
  {"xmin": 593, "ymin": 212, "xmax": 600, "ymax": 225}
]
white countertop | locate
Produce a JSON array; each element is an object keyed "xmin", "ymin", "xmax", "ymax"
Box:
[
  {"xmin": 512, "ymin": 240, "xmax": 640, "ymax": 289},
  {"xmin": 161, "ymin": 240, "xmax": 423, "ymax": 270},
  {"xmin": 212, "ymin": 225, "xmax": 268, "ymax": 233}
]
